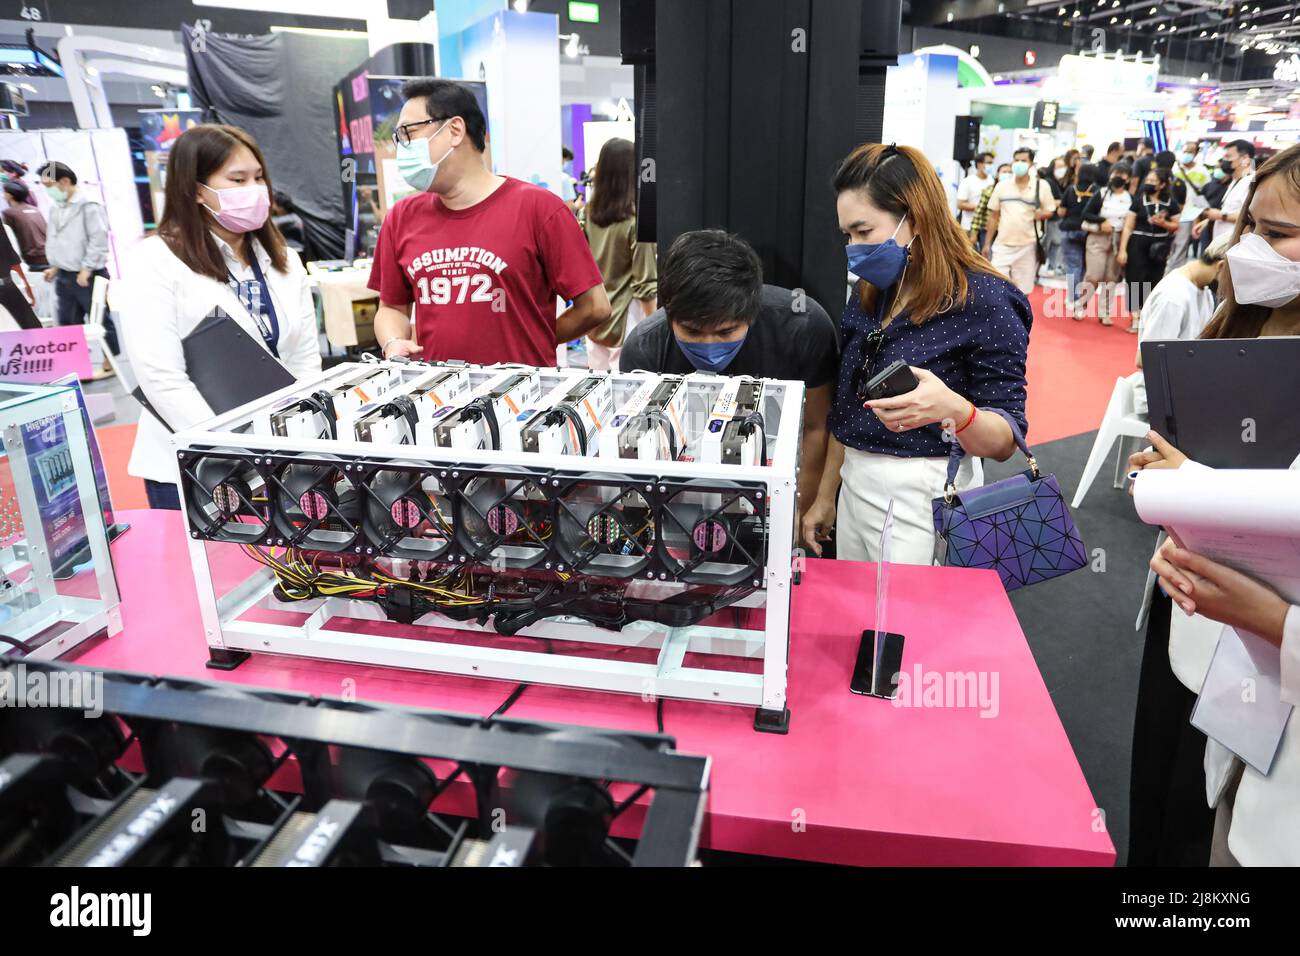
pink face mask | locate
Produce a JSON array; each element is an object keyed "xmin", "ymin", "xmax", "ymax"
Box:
[{"xmin": 201, "ymin": 182, "xmax": 270, "ymax": 233}]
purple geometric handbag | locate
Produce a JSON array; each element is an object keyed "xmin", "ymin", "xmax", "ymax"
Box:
[{"xmin": 931, "ymin": 407, "xmax": 1087, "ymax": 591}]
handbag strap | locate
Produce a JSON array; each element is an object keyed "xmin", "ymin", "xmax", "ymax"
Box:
[{"xmin": 943, "ymin": 406, "xmax": 1040, "ymax": 496}]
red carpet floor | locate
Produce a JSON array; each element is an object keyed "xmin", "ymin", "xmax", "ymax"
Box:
[
  {"xmin": 1022, "ymin": 287, "xmax": 1141, "ymax": 445},
  {"xmin": 92, "ymin": 287, "xmax": 1136, "ymax": 511}
]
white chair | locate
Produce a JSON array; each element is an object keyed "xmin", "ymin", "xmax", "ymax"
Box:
[{"xmin": 1070, "ymin": 375, "xmax": 1150, "ymax": 509}]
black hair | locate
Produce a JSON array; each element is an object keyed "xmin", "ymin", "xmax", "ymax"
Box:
[
  {"xmin": 562, "ymin": 146, "xmax": 574, "ymax": 161},
  {"xmin": 1225, "ymin": 138, "xmax": 1256, "ymax": 159},
  {"xmin": 1154, "ymin": 150, "xmax": 1176, "ymax": 169},
  {"xmin": 1139, "ymin": 137, "xmax": 1155, "ymax": 148},
  {"xmin": 1013, "ymin": 146, "xmax": 1035, "ymax": 161},
  {"xmin": 659, "ymin": 230, "xmax": 763, "ymax": 332},
  {"xmin": 2, "ymin": 180, "xmax": 28, "ymax": 202},
  {"xmin": 400, "ymin": 78, "xmax": 488, "ymax": 152},
  {"xmin": 38, "ymin": 160, "xmax": 76, "ymax": 184},
  {"xmin": 1081, "ymin": 144, "xmax": 1095, "ymax": 158},
  {"xmin": 976, "ymin": 151, "xmax": 994, "ymax": 165},
  {"xmin": 1075, "ymin": 162, "xmax": 1100, "ymax": 190},
  {"xmin": 1132, "ymin": 155, "xmax": 1153, "ymax": 184}
]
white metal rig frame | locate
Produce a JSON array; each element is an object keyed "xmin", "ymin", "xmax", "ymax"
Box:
[{"xmin": 173, "ymin": 362, "xmax": 803, "ymax": 732}]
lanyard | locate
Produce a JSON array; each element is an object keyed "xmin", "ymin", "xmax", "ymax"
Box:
[{"xmin": 228, "ymin": 253, "xmax": 280, "ymax": 358}]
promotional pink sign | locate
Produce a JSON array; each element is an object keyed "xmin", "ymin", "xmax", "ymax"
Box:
[{"xmin": 0, "ymin": 325, "xmax": 94, "ymax": 383}]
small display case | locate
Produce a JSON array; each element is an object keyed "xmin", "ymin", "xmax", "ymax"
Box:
[{"xmin": 0, "ymin": 381, "xmax": 122, "ymax": 659}]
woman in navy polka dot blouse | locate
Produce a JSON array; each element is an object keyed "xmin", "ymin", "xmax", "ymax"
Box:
[{"xmin": 801, "ymin": 143, "xmax": 1032, "ymax": 565}]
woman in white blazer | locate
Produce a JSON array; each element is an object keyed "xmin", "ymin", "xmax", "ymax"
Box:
[
  {"xmin": 1130, "ymin": 142, "xmax": 1300, "ymax": 866},
  {"xmin": 119, "ymin": 124, "xmax": 321, "ymax": 509}
]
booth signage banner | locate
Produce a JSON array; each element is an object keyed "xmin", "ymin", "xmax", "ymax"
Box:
[{"xmin": 0, "ymin": 326, "xmax": 93, "ymax": 383}]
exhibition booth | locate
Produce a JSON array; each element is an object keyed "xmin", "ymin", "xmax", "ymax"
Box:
[{"xmin": 1, "ymin": 0, "xmax": 1294, "ymax": 878}]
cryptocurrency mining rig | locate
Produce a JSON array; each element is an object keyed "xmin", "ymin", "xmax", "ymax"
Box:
[
  {"xmin": 0, "ymin": 659, "xmax": 709, "ymax": 867},
  {"xmin": 172, "ymin": 360, "xmax": 804, "ymax": 732}
]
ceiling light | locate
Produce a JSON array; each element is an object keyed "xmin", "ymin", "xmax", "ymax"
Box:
[
  {"xmin": 1170, "ymin": 25, "xmax": 1176, "ymax": 32},
  {"xmin": 1158, "ymin": 23, "xmax": 1165, "ymax": 30},
  {"xmin": 1125, "ymin": 17, "xmax": 1132, "ymax": 24},
  {"xmin": 947, "ymin": 11, "xmax": 954, "ymax": 21},
  {"xmin": 1148, "ymin": 6, "xmax": 1156, "ymax": 13},
  {"xmin": 1073, "ymin": 9, "xmax": 1081, "ymax": 17},
  {"xmin": 1201, "ymin": 30, "xmax": 1208, "ymax": 36},
  {"xmin": 1111, "ymin": 15, "xmax": 1118, "ymax": 22},
  {"xmin": 1201, "ymin": 71, "xmax": 1209, "ymax": 80},
  {"xmin": 1058, "ymin": 5, "xmax": 1065, "ymax": 13},
  {"xmin": 513, "ymin": 0, "xmax": 528, "ymax": 10}
]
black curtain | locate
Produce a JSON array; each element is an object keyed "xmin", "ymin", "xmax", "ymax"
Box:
[
  {"xmin": 652, "ymin": 0, "xmax": 867, "ymax": 323},
  {"xmin": 183, "ymin": 23, "xmax": 369, "ymax": 261}
]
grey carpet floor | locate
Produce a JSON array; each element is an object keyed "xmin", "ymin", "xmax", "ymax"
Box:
[{"xmin": 984, "ymin": 430, "xmax": 1158, "ymax": 867}]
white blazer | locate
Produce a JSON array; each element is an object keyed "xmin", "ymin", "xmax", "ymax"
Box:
[
  {"xmin": 1165, "ymin": 457, "xmax": 1300, "ymax": 865},
  {"xmin": 119, "ymin": 233, "xmax": 322, "ymax": 483}
]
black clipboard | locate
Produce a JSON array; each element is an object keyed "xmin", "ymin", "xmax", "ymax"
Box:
[
  {"xmin": 1141, "ymin": 337, "xmax": 1300, "ymax": 469},
  {"xmin": 132, "ymin": 308, "xmax": 295, "ymax": 433}
]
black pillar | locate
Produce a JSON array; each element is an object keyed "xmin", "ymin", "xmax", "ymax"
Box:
[{"xmin": 632, "ymin": 0, "xmax": 897, "ymax": 322}]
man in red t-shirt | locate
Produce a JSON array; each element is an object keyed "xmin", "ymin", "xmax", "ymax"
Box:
[{"xmin": 369, "ymin": 79, "xmax": 611, "ymax": 366}]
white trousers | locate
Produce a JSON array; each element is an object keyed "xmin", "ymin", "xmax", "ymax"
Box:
[
  {"xmin": 991, "ymin": 241, "xmax": 1038, "ymax": 295},
  {"xmin": 837, "ymin": 447, "xmax": 978, "ymax": 566}
]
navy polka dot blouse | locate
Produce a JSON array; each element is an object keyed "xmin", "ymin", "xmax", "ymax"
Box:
[{"xmin": 828, "ymin": 269, "xmax": 1032, "ymax": 458}]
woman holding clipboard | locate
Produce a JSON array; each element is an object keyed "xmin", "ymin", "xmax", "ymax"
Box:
[
  {"xmin": 118, "ymin": 124, "xmax": 321, "ymax": 509},
  {"xmin": 1127, "ymin": 142, "xmax": 1300, "ymax": 866}
]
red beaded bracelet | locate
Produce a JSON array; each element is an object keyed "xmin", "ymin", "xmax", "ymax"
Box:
[{"xmin": 955, "ymin": 403, "xmax": 978, "ymax": 435}]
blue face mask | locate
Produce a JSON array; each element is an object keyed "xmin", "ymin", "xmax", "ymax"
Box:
[
  {"xmin": 1180, "ymin": 153, "xmax": 1195, "ymax": 166},
  {"xmin": 675, "ymin": 333, "xmax": 748, "ymax": 373},
  {"xmin": 846, "ymin": 217, "xmax": 911, "ymax": 289},
  {"xmin": 396, "ymin": 120, "xmax": 453, "ymax": 193}
]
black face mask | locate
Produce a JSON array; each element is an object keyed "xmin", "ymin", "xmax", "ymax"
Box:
[
  {"xmin": 1110, "ymin": 177, "xmax": 1128, "ymax": 190},
  {"xmin": 1140, "ymin": 183, "xmax": 1158, "ymax": 196},
  {"xmin": 1220, "ymin": 159, "xmax": 1235, "ymax": 174}
]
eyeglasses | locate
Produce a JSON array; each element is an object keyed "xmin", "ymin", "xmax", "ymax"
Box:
[
  {"xmin": 850, "ymin": 328, "xmax": 888, "ymax": 404},
  {"xmin": 392, "ymin": 118, "xmax": 446, "ymax": 148}
]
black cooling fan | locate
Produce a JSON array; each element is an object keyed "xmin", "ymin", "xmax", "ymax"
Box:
[
  {"xmin": 269, "ymin": 456, "xmax": 361, "ymax": 552},
  {"xmin": 361, "ymin": 465, "xmax": 458, "ymax": 560},
  {"xmin": 552, "ymin": 473, "xmax": 656, "ymax": 579},
  {"xmin": 180, "ymin": 452, "xmax": 268, "ymax": 543},
  {"xmin": 657, "ymin": 480, "xmax": 767, "ymax": 585}
]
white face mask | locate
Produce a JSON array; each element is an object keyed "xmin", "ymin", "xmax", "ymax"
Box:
[{"xmin": 1227, "ymin": 232, "xmax": 1300, "ymax": 308}]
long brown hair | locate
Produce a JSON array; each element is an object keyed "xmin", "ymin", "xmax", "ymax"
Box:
[
  {"xmin": 586, "ymin": 137, "xmax": 637, "ymax": 228},
  {"xmin": 157, "ymin": 124, "xmax": 287, "ymax": 282},
  {"xmin": 833, "ymin": 143, "xmax": 1001, "ymax": 323},
  {"xmin": 1060, "ymin": 148, "xmax": 1080, "ymax": 189},
  {"xmin": 1202, "ymin": 142, "xmax": 1300, "ymax": 339}
]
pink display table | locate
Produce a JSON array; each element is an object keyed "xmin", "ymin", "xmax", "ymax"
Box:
[{"xmin": 72, "ymin": 510, "xmax": 1115, "ymax": 866}]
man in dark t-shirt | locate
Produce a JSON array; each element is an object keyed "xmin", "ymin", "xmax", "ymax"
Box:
[
  {"xmin": 620, "ymin": 230, "xmax": 839, "ymax": 525},
  {"xmin": 0, "ymin": 219, "xmax": 40, "ymax": 329},
  {"xmin": 2, "ymin": 182, "xmax": 47, "ymax": 267}
]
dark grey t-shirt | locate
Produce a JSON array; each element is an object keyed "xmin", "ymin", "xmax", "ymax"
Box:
[{"xmin": 619, "ymin": 284, "xmax": 839, "ymax": 388}]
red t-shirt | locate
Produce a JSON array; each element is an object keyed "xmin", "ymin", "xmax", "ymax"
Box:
[{"xmin": 368, "ymin": 177, "xmax": 603, "ymax": 366}]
